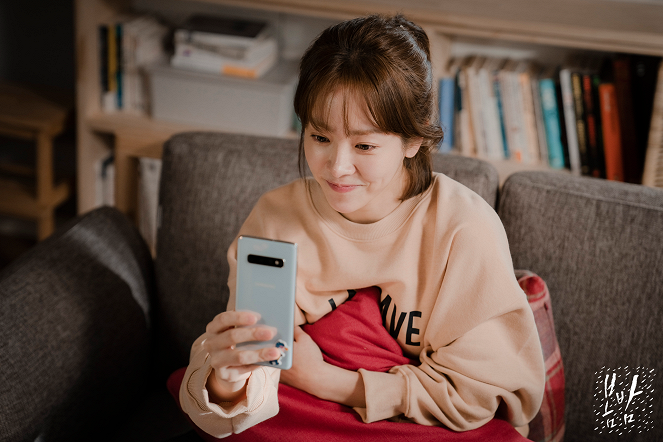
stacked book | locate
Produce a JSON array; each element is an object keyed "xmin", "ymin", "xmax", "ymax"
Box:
[
  {"xmin": 171, "ymin": 15, "xmax": 278, "ymax": 79},
  {"xmin": 438, "ymin": 54, "xmax": 663, "ymax": 184},
  {"xmin": 99, "ymin": 15, "xmax": 169, "ymax": 114}
]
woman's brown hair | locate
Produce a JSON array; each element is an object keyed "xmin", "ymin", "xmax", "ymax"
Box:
[{"xmin": 293, "ymin": 14, "xmax": 444, "ymax": 200}]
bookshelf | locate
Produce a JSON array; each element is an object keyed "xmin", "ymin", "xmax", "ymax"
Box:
[{"xmin": 74, "ymin": 0, "xmax": 663, "ymax": 217}]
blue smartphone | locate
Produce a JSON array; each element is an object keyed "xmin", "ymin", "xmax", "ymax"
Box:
[{"xmin": 234, "ymin": 235, "xmax": 297, "ymax": 369}]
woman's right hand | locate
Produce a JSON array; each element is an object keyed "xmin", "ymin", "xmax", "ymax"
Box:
[{"xmin": 203, "ymin": 310, "xmax": 281, "ymax": 404}]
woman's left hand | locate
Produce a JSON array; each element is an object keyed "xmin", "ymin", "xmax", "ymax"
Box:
[
  {"xmin": 279, "ymin": 326, "xmax": 325, "ymax": 393},
  {"xmin": 280, "ymin": 326, "xmax": 366, "ymax": 408}
]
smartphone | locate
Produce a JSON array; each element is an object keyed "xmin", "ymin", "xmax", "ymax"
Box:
[{"xmin": 234, "ymin": 235, "xmax": 297, "ymax": 369}]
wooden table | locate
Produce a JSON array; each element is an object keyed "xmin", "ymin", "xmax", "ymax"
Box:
[{"xmin": 0, "ymin": 82, "xmax": 70, "ymax": 240}]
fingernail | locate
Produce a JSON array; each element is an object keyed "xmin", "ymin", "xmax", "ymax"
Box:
[{"xmin": 268, "ymin": 349, "xmax": 281, "ymax": 359}]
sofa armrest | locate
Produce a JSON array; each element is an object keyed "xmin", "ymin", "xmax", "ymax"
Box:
[
  {"xmin": 0, "ymin": 207, "xmax": 155, "ymax": 442},
  {"xmin": 499, "ymin": 171, "xmax": 663, "ymax": 442}
]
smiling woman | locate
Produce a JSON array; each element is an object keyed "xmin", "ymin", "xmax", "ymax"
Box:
[
  {"xmin": 294, "ymin": 14, "xmax": 444, "ymax": 201},
  {"xmin": 177, "ymin": 14, "xmax": 545, "ymax": 441},
  {"xmin": 303, "ymin": 90, "xmax": 421, "ymax": 223}
]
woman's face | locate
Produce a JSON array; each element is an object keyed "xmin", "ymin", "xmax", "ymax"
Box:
[{"xmin": 304, "ymin": 90, "xmax": 421, "ymax": 224}]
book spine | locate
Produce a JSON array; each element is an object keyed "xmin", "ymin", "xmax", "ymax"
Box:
[
  {"xmin": 457, "ymin": 68, "xmax": 475, "ymax": 157},
  {"xmin": 582, "ymin": 74, "xmax": 604, "ymax": 177},
  {"xmin": 116, "ymin": 23, "xmax": 123, "ymax": 110},
  {"xmin": 453, "ymin": 70, "xmax": 463, "ymax": 155},
  {"xmin": 560, "ymin": 69, "xmax": 581, "ymax": 175},
  {"xmin": 509, "ymin": 70, "xmax": 529, "ymax": 162},
  {"xmin": 98, "ymin": 25, "xmax": 109, "ymax": 97},
  {"xmin": 479, "ymin": 65, "xmax": 504, "ymax": 160},
  {"xmin": 174, "ymin": 38, "xmax": 277, "ymax": 65},
  {"xmin": 466, "ymin": 64, "xmax": 487, "ymax": 158},
  {"xmin": 598, "ymin": 83, "xmax": 624, "ymax": 181},
  {"xmin": 632, "ymin": 55, "xmax": 661, "ymax": 181},
  {"xmin": 613, "ymin": 56, "xmax": 640, "ymax": 183},
  {"xmin": 108, "ymin": 25, "xmax": 117, "ymax": 98},
  {"xmin": 438, "ymin": 77, "xmax": 455, "ymax": 152},
  {"xmin": 499, "ymin": 70, "xmax": 521, "ymax": 161},
  {"xmin": 571, "ymin": 72, "xmax": 590, "ymax": 175},
  {"xmin": 539, "ymin": 78, "xmax": 565, "ymax": 169},
  {"xmin": 171, "ymin": 50, "xmax": 277, "ymax": 79},
  {"xmin": 174, "ymin": 29, "xmax": 264, "ymax": 51},
  {"xmin": 519, "ymin": 70, "xmax": 541, "ymax": 163},
  {"xmin": 494, "ymin": 72, "xmax": 509, "ymax": 159},
  {"xmin": 642, "ymin": 59, "xmax": 663, "ymax": 187},
  {"xmin": 591, "ymin": 74, "xmax": 605, "ymax": 177},
  {"xmin": 531, "ymin": 77, "xmax": 549, "ymax": 167}
]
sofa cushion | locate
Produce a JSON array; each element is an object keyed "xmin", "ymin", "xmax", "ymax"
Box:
[
  {"xmin": 499, "ymin": 171, "xmax": 663, "ymax": 442},
  {"xmin": 516, "ymin": 270, "xmax": 565, "ymax": 442},
  {"xmin": 156, "ymin": 132, "xmax": 500, "ymax": 374},
  {"xmin": 432, "ymin": 152, "xmax": 499, "ymax": 208}
]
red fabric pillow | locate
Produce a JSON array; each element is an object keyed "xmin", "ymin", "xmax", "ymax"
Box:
[
  {"xmin": 515, "ymin": 270, "xmax": 565, "ymax": 442},
  {"xmin": 300, "ymin": 286, "xmax": 419, "ymax": 371},
  {"xmin": 168, "ymin": 286, "xmax": 528, "ymax": 441}
]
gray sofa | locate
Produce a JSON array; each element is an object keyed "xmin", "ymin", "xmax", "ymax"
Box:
[{"xmin": 1, "ymin": 131, "xmax": 662, "ymax": 442}]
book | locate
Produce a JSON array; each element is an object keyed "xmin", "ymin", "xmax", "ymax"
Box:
[
  {"xmin": 631, "ymin": 55, "xmax": 661, "ymax": 183},
  {"xmin": 538, "ymin": 68, "xmax": 565, "ymax": 169},
  {"xmin": 172, "ymin": 37, "xmax": 278, "ymax": 78},
  {"xmin": 494, "ymin": 66, "xmax": 509, "ymax": 159},
  {"xmin": 582, "ymin": 73, "xmax": 605, "ymax": 178},
  {"xmin": 108, "ymin": 24, "xmax": 117, "ymax": 100},
  {"xmin": 531, "ymin": 75, "xmax": 549, "ymax": 167},
  {"xmin": 464, "ymin": 56, "xmax": 488, "ymax": 158},
  {"xmin": 99, "ymin": 24, "xmax": 117, "ymax": 112},
  {"xmin": 456, "ymin": 59, "xmax": 476, "ymax": 157},
  {"xmin": 598, "ymin": 83, "xmax": 624, "ymax": 181},
  {"xmin": 115, "ymin": 23, "xmax": 123, "ymax": 110},
  {"xmin": 100, "ymin": 15, "xmax": 168, "ymax": 115},
  {"xmin": 174, "ymin": 35, "xmax": 277, "ymax": 65},
  {"xmin": 438, "ymin": 59, "xmax": 459, "ymax": 152},
  {"xmin": 642, "ymin": 59, "xmax": 663, "ymax": 187},
  {"xmin": 98, "ymin": 25, "xmax": 109, "ymax": 98},
  {"xmin": 138, "ymin": 157, "xmax": 163, "ymax": 256},
  {"xmin": 499, "ymin": 59, "xmax": 528, "ymax": 162},
  {"xmin": 559, "ymin": 68, "xmax": 582, "ymax": 175},
  {"xmin": 478, "ymin": 57, "xmax": 506, "ymax": 160},
  {"xmin": 613, "ymin": 55, "xmax": 640, "ymax": 183},
  {"xmin": 171, "ymin": 47, "xmax": 278, "ymax": 78},
  {"xmin": 175, "ymin": 14, "xmax": 270, "ymax": 55},
  {"xmin": 517, "ymin": 60, "xmax": 541, "ymax": 164},
  {"xmin": 571, "ymin": 71, "xmax": 590, "ymax": 175}
]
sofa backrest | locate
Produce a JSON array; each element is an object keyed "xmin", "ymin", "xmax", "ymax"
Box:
[
  {"xmin": 499, "ymin": 171, "xmax": 663, "ymax": 442},
  {"xmin": 155, "ymin": 131, "xmax": 499, "ymax": 370}
]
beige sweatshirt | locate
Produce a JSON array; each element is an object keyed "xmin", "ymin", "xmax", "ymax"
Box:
[{"xmin": 180, "ymin": 173, "xmax": 545, "ymax": 438}]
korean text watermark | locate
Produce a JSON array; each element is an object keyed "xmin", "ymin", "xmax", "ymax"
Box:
[{"xmin": 594, "ymin": 366, "xmax": 655, "ymax": 435}]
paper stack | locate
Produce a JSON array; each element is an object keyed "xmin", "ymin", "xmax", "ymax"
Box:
[{"xmin": 171, "ymin": 14, "xmax": 278, "ymax": 79}]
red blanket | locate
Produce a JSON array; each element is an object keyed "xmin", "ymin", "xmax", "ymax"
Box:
[{"xmin": 168, "ymin": 287, "xmax": 528, "ymax": 441}]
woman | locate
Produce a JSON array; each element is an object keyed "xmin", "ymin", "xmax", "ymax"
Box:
[{"xmin": 178, "ymin": 14, "xmax": 545, "ymax": 438}]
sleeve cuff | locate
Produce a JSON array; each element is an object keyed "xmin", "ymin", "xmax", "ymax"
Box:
[
  {"xmin": 179, "ymin": 347, "xmax": 280, "ymax": 437},
  {"xmin": 353, "ymin": 368, "xmax": 407, "ymax": 423}
]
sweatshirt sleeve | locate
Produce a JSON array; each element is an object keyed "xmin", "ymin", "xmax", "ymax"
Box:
[
  {"xmin": 178, "ymin": 200, "xmax": 282, "ymax": 437},
  {"xmin": 353, "ymin": 213, "xmax": 546, "ymax": 431},
  {"xmin": 178, "ymin": 335, "xmax": 281, "ymax": 437}
]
